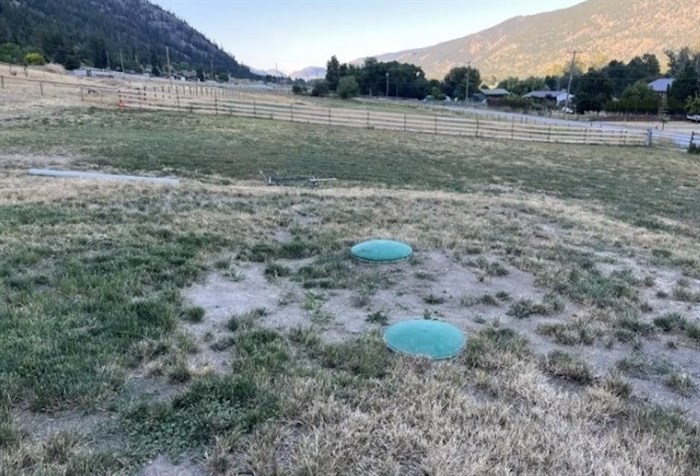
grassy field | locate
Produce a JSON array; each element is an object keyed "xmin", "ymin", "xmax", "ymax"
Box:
[{"xmin": 1, "ymin": 107, "xmax": 700, "ymax": 474}]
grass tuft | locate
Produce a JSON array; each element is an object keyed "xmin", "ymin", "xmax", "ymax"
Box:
[{"xmin": 541, "ymin": 350, "xmax": 594, "ymax": 384}]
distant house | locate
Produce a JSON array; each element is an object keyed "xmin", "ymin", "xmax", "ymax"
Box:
[
  {"xmin": 648, "ymin": 78, "xmax": 674, "ymax": 94},
  {"xmin": 523, "ymin": 89, "xmax": 573, "ymax": 106},
  {"xmin": 479, "ymin": 88, "xmax": 510, "ymax": 106},
  {"xmin": 480, "ymin": 88, "xmax": 510, "ymax": 98}
]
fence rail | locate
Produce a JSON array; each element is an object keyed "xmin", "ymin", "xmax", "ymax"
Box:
[
  {"xmin": 116, "ymin": 88, "xmax": 649, "ymax": 146},
  {"xmin": 2, "ymin": 73, "xmax": 687, "ymax": 148}
]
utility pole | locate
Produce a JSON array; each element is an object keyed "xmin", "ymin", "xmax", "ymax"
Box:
[
  {"xmin": 385, "ymin": 71, "xmax": 389, "ymax": 98},
  {"xmin": 565, "ymin": 50, "xmax": 578, "ymax": 111},
  {"xmin": 165, "ymin": 46, "xmax": 173, "ymax": 87},
  {"xmin": 465, "ymin": 61, "xmax": 472, "ymax": 104}
]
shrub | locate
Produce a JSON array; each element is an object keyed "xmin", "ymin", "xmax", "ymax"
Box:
[
  {"xmin": 24, "ymin": 52, "xmax": 45, "ymax": 65},
  {"xmin": 337, "ymin": 75, "xmax": 360, "ymax": 99},
  {"xmin": 311, "ymin": 80, "xmax": 330, "ymax": 97}
]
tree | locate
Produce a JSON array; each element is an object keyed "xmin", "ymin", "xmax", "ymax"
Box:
[
  {"xmin": 685, "ymin": 95, "xmax": 700, "ymax": 116},
  {"xmin": 337, "ymin": 75, "xmax": 359, "ymax": 99},
  {"xmin": 326, "ymin": 55, "xmax": 341, "ymax": 91},
  {"xmin": 442, "ymin": 66, "xmax": 481, "ymax": 100},
  {"xmin": 668, "ymin": 65, "xmax": 699, "ymax": 113},
  {"xmin": 89, "ymin": 35, "xmax": 108, "ymax": 68},
  {"xmin": 216, "ymin": 72, "xmax": 229, "ymax": 82},
  {"xmin": 311, "ymin": 80, "xmax": 330, "ymax": 97},
  {"xmin": 292, "ymin": 80, "xmax": 307, "ymax": 95},
  {"xmin": 196, "ymin": 68, "xmax": 205, "ymax": 82},
  {"xmin": 575, "ymin": 68, "xmax": 613, "ymax": 113},
  {"xmin": 606, "ymin": 82, "xmax": 660, "ymax": 114},
  {"xmin": 63, "ymin": 54, "xmax": 81, "ymax": 70},
  {"xmin": 0, "ymin": 42, "xmax": 22, "ymax": 63}
]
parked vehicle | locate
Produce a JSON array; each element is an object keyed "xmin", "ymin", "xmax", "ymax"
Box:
[{"xmin": 687, "ymin": 114, "xmax": 700, "ymax": 123}]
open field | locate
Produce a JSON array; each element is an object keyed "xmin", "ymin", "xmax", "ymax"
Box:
[{"xmin": 2, "ymin": 102, "xmax": 700, "ymax": 474}]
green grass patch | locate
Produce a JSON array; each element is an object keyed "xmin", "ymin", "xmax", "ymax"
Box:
[{"xmin": 541, "ymin": 350, "xmax": 594, "ymax": 384}]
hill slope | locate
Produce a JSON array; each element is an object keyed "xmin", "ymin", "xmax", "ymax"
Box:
[
  {"xmin": 370, "ymin": 0, "xmax": 700, "ymax": 80},
  {"xmin": 0, "ymin": 0, "xmax": 255, "ymax": 78}
]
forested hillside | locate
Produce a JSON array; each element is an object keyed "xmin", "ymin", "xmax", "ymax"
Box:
[{"xmin": 0, "ymin": 0, "xmax": 255, "ymax": 78}]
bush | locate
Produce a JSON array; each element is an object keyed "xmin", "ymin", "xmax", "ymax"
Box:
[
  {"xmin": 216, "ymin": 72, "xmax": 229, "ymax": 83},
  {"xmin": 24, "ymin": 52, "xmax": 45, "ymax": 65},
  {"xmin": 311, "ymin": 80, "xmax": 330, "ymax": 97},
  {"xmin": 337, "ymin": 75, "xmax": 360, "ymax": 99},
  {"xmin": 501, "ymin": 94, "xmax": 533, "ymax": 111},
  {"xmin": 63, "ymin": 55, "xmax": 81, "ymax": 71},
  {"xmin": 292, "ymin": 81, "xmax": 307, "ymax": 95}
]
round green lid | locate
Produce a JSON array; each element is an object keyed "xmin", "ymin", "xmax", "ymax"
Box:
[
  {"xmin": 351, "ymin": 239, "xmax": 412, "ymax": 263},
  {"xmin": 383, "ymin": 319, "xmax": 466, "ymax": 360}
]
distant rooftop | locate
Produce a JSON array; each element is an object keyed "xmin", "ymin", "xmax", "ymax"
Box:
[
  {"xmin": 480, "ymin": 88, "xmax": 510, "ymax": 96},
  {"xmin": 523, "ymin": 90, "xmax": 569, "ymax": 100},
  {"xmin": 648, "ymin": 78, "xmax": 674, "ymax": 92}
]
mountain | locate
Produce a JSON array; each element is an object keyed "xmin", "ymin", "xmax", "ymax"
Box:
[
  {"xmin": 290, "ymin": 66, "xmax": 326, "ymax": 81},
  {"xmin": 368, "ymin": 0, "xmax": 700, "ymax": 81},
  {"xmin": 0, "ymin": 0, "xmax": 256, "ymax": 78}
]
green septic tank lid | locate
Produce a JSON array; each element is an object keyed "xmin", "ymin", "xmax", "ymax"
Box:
[
  {"xmin": 351, "ymin": 239, "xmax": 413, "ymax": 263},
  {"xmin": 383, "ymin": 319, "xmax": 466, "ymax": 360}
]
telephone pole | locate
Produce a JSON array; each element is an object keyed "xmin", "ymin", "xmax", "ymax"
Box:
[
  {"xmin": 465, "ymin": 61, "xmax": 472, "ymax": 104},
  {"xmin": 165, "ymin": 46, "xmax": 173, "ymax": 87},
  {"xmin": 564, "ymin": 50, "xmax": 578, "ymax": 111}
]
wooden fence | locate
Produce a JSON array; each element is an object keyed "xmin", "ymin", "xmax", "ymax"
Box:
[
  {"xmin": 1, "ymin": 74, "xmax": 649, "ymax": 146},
  {"xmin": 117, "ymin": 87, "xmax": 648, "ymax": 146}
]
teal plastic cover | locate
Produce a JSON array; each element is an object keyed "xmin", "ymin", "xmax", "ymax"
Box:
[
  {"xmin": 384, "ymin": 319, "xmax": 466, "ymax": 360},
  {"xmin": 351, "ymin": 239, "xmax": 413, "ymax": 263}
]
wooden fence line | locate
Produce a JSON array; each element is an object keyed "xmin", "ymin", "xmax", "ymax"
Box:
[
  {"xmin": 1, "ymin": 74, "xmax": 649, "ymax": 147},
  {"xmin": 117, "ymin": 89, "xmax": 648, "ymax": 146}
]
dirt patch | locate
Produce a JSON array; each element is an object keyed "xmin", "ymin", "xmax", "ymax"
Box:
[
  {"xmin": 140, "ymin": 455, "xmax": 207, "ymax": 476},
  {"xmin": 181, "ymin": 245, "xmax": 700, "ymax": 422},
  {"xmin": 182, "ymin": 250, "xmax": 570, "ymax": 354}
]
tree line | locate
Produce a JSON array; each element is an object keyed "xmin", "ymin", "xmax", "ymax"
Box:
[
  {"xmin": 304, "ymin": 49, "xmax": 699, "ymax": 117},
  {"xmin": 292, "ymin": 55, "xmax": 481, "ymax": 101}
]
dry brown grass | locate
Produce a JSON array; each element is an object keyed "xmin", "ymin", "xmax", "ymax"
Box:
[{"xmin": 237, "ymin": 356, "xmax": 690, "ymax": 475}]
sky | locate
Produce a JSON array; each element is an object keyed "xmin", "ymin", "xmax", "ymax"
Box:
[{"xmin": 151, "ymin": 0, "xmax": 586, "ymax": 74}]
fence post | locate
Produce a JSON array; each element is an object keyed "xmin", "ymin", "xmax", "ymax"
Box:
[
  {"xmin": 366, "ymin": 111, "xmax": 370, "ymax": 129},
  {"xmin": 646, "ymin": 128, "xmax": 653, "ymax": 147},
  {"xmin": 475, "ymin": 119, "xmax": 479, "ymax": 137},
  {"xmin": 404, "ymin": 113, "xmax": 407, "ymax": 132},
  {"xmin": 253, "ymin": 99, "xmax": 256, "ymax": 118},
  {"xmin": 691, "ymin": 131, "xmax": 695, "ymax": 148},
  {"xmin": 215, "ymin": 97, "xmax": 218, "ymax": 115},
  {"xmin": 80, "ymin": 86, "xmax": 84, "ymax": 101},
  {"xmin": 434, "ymin": 115, "xmax": 437, "ymax": 134},
  {"xmin": 0, "ymin": 76, "xmax": 3, "ymax": 89},
  {"xmin": 328, "ymin": 108, "xmax": 331, "ymax": 126},
  {"xmin": 290, "ymin": 103, "xmax": 294, "ymax": 122},
  {"xmin": 547, "ymin": 126, "xmax": 551, "ymax": 143},
  {"xmin": 39, "ymin": 82, "xmax": 44, "ymax": 96}
]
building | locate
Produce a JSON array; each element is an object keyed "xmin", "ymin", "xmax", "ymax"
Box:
[
  {"xmin": 648, "ymin": 78, "xmax": 674, "ymax": 94},
  {"xmin": 523, "ymin": 89, "xmax": 574, "ymax": 106}
]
